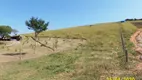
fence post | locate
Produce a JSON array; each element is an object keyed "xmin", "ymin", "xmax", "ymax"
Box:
[{"xmin": 125, "ymin": 50, "xmax": 128, "ymax": 62}]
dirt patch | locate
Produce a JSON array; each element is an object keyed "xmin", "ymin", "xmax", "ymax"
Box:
[
  {"xmin": 130, "ymin": 29, "xmax": 142, "ymax": 72},
  {"xmin": 130, "ymin": 29, "xmax": 142, "ymax": 54},
  {"xmin": 132, "ymin": 22, "xmax": 142, "ymax": 28},
  {"xmin": 0, "ymin": 38, "xmax": 86, "ymax": 63},
  {"xmin": 132, "ymin": 62, "xmax": 142, "ymax": 74}
]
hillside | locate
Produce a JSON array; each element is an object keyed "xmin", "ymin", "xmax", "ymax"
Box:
[{"xmin": 0, "ymin": 21, "xmax": 141, "ymax": 80}]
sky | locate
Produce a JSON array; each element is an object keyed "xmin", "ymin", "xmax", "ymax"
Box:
[{"xmin": 0, "ymin": 0, "xmax": 142, "ymax": 34}]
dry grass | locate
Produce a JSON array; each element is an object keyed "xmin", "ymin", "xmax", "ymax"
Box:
[{"xmin": 0, "ymin": 37, "xmax": 85, "ymax": 63}]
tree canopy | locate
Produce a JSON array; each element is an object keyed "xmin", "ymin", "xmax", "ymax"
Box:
[
  {"xmin": 0, "ymin": 26, "xmax": 12, "ymax": 38},
  {"xmin": 25, "ymin": 17, "xmax": 49, "ymax": 38}
]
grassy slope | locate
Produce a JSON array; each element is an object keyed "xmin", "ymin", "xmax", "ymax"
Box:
[{"xmin": 0, "ymin": 22, "xmax": 140, "ymax": 80}]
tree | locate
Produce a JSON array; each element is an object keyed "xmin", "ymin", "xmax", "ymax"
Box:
[
  {"xmin": 0, "ymin": 26, "xmax": 12, "ymax": 39},
  {"xmin": 25, "ymin": 17, "xmax": 49, "ymax": 54},
  {"xmin": 25, "ymin": 17, "xmax": 49, "ymax": 39},
  {"xmin": 12, "ymin": 29, "xmax": 18, "ymax": 35}
]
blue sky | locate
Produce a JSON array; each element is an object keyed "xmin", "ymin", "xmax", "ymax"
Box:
[{"xmin": 0, "ymin": 0, "xmax": 142, "ymax": 34}]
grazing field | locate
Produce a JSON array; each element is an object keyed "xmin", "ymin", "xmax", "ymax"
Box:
[{"xmin": 0, "ymin": 21, "xmax": 141, "ymax": 80}]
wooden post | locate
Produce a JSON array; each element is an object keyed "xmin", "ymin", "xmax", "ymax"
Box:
[
  {"xmin": 20, "ymin": 42, "xmax": 22, "ymax": 60},
  {"xmin": 19, "ymin": 40, "xmax": 22, "ymax": 60},
  {"xmin": 125, "ymin": 50, "xmax": 128, "ymax": 62}
]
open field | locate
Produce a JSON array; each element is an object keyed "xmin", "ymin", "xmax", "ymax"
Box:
[{"xmin": 0, "ymin": 21, "xmax": 142, "ymax": 80}]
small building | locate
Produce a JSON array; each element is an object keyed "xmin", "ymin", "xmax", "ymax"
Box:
[{"xmin": 120, "ymin": 21, "xmax": 125, "ymax": 23}]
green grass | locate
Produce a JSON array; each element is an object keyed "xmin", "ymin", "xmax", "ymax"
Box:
[{"xmin": 0, "ymin": 21, "xmax": 141, "ymax": 80}]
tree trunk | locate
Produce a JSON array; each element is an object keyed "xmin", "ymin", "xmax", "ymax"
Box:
[
  {"xmin": 35, "ymin": 32, "xmax": 39, "ymax": 39},
  {"xmin": 31, "ymin": 36, "xmax": 54, "ymax": 51},
  {"xmin": 1, "ymin": 35, "xmax": 4, "ymax": 39},
  {"xmin": 34, "ymin": 32, "xmax": 38, "ymax": 54}
]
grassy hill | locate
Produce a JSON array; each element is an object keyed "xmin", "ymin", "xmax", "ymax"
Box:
[{"xmin": 0, "ymin": 21, "xmax": 141, "ymax": 80}]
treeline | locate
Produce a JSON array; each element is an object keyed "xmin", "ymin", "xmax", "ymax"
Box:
[
  {"xmin": 0, "ymin": 26, "xmax": 18, "ymax": 38},
  {"xmin": 0, "ymin": 17, "xmax": 49, "ymax": 41},
  {"xmin": 125, "ymin": 18, "xmax": 142, "ymax": 21}
]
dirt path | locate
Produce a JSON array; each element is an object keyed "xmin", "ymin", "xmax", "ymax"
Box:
[
  {"xmin": 0, "ymin": 38, "xmax": 86, "ymax": 63},
  {"xmin": 130, "ymin": 29, "xmax": 142, "ymax": 55},
  {"xmin": 130, "ymin": 29, "xmax": 142, "ymax": 72}
]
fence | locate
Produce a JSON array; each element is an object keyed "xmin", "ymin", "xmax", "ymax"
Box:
[{"xmin": 119, "ymin": 22, "xmax": 128, "ymax": 63}]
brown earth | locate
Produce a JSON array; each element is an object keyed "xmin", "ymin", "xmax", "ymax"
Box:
[
  {"xmin": 130, "ymin": 29, "xmax": 142, "ymax": 72},
  {"xmin": 0, "ymin": 37, "xmax": 86, "ymax": 63}
]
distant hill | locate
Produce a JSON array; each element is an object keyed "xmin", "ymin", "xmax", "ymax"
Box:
[{"xmin": 125, "ymin": 18, "xmax": 142, "ymax": 21}]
